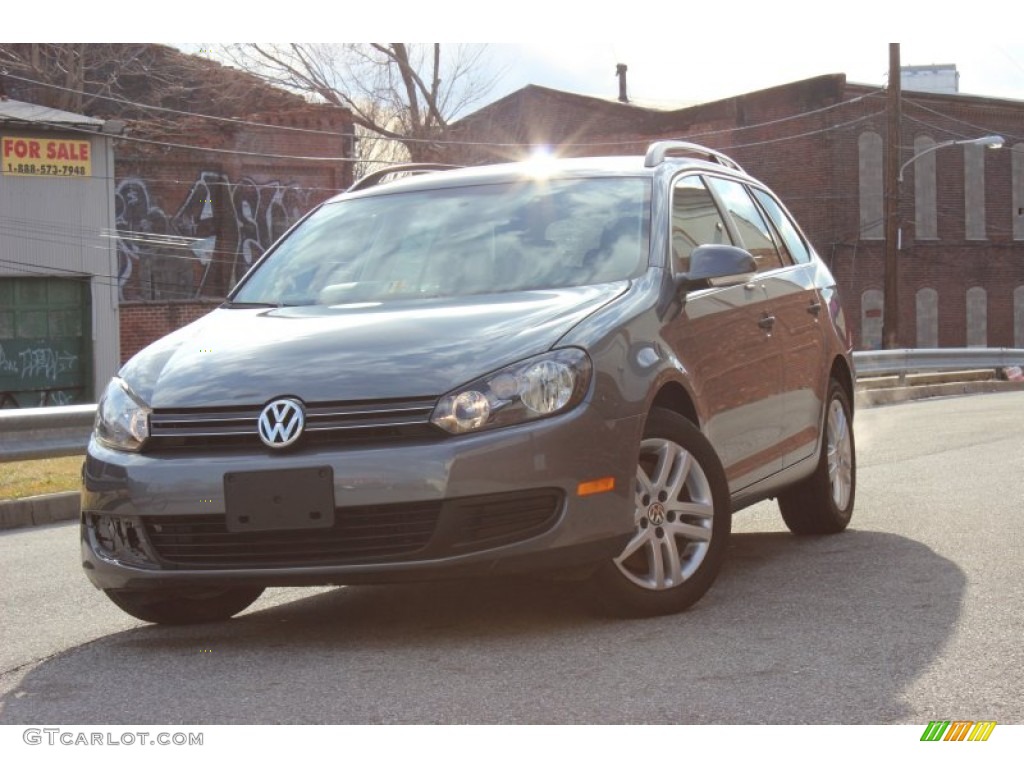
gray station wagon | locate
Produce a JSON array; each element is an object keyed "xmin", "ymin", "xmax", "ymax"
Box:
[{"xmin": 82, "ymin": 142, "xmax": 856, "ymax": 624}]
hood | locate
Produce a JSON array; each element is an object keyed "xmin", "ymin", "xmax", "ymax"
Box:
[{"xmin": 120, "ymin": 285, "xmax": 627, "ymax": 408}]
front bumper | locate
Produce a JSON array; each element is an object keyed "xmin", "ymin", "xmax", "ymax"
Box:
[{"xmin": 81, "ymin": 406, "xmax": 643, "ymax": 591}]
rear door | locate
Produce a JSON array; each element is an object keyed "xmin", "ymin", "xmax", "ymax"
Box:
[{"xmin": 749, "ymin": 186, "xmax": 828, "ymax": 467}]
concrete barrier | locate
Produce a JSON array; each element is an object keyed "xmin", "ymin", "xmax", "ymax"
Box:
[{"xmin": 0, "ymin": 491, "xmax": 79, "ymax": 531}]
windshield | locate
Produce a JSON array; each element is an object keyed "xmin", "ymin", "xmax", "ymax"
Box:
[{"xmin": 231, "ymin": 177, "xmax": 651, "ymax": 305}]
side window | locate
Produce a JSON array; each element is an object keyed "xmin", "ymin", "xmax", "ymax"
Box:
[
  {"xmin": 670, "ymin": 175, "xmax": 731, "ymax": 273},
  {"xmin": 752, "ymin": 188, "xmax": 812, "ymax": 265},
  {"xmin": 706, "ymin": 176, "xmax": 784, "ymax": 272}
]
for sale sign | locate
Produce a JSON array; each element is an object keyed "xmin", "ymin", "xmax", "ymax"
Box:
[{"xmin": 1, "ymin": 136, "xmax": 92, "ymax": 177}]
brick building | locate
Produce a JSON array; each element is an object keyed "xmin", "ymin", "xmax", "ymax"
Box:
[
  {"xmin": 1, "ymin": 44, "xmax": 356, "ymax": 365},
  {"xmin": 114, "ymin": 106, "xmax": 354, "ymax": 303},
  {"xmin": 449, "ymin": 75, "xmax": 1024, "ymax": 349},
  {"xmin": 1, "ymin": 99, "xmax": 121, "ymax": 406}
]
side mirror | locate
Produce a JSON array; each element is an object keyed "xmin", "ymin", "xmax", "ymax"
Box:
[{"xmin": 674, "ymin": 244, "xmax": 757, "ymax": 291}]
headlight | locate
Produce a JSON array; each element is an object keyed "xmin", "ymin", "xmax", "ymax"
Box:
[
  {"xmin": 94, "ymin": 377, "xmax": 151, "ymax": 452},
  {"xmin": 431, "ymin": 348, "xmax": 592, "ymax": 435}
]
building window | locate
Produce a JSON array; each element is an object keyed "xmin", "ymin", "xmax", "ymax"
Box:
[
  {"xmin": 915, "ymin": 288, "xmax": 938, "ymax": 348},
  {"xmin": 1013, "ymin": 144, "xmax": 1024, "ymax": 241},
  {"xmin": 966, "ymin": 287, "xmax": 987, "ymax": 347},
  {"xmin": 964, "ymin": 143, "xmax": 987, "ymax": 240},
  {"xmin": 861, "ymin": 288, "xmax": 883, "ymax": 350},
  {"xmin": 859, "ymin": 132, "xmax": 884, "ymax": 240},
  {"xmin": 913, "ymin": 136, "xmax": 938, "ymax": 240}
]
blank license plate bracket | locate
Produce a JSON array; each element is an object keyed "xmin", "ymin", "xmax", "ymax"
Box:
[{"xmin": 224, "ymin": 467, "xmax": 334, "ymax": 533}]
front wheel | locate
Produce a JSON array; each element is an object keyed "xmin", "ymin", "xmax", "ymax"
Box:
[
  {"xmin": 778, "ymin": 379, "xmax": 856, "ymax": 535},
  {"xmin": 592, "ymin": 407, "xmax": 730, "ymax": 617},
  {"xmin": 104, "ymin": 586, "xmax": 265, "ymax": 625}
]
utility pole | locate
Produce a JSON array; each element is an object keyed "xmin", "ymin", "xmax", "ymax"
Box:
[{"xmin": 883, "ymin": 43, "xmax": 902, "ymax": 349}]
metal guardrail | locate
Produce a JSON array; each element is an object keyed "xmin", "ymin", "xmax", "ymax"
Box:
[
  {"xmin": 2, "ymin": 348, "xmax": 1023, "ymax": 463},
  {"xmin": 0, "ymin": 404, "xmax": 96, "ymax": 462},
  {"xmin": 852, "ymin": 348, "xmax": 1024, "ymax": 378}
]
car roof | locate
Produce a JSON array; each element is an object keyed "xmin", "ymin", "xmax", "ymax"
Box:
[{"xmin": 330, "ymin": 152, "xmax": 751, "ymax": 203}]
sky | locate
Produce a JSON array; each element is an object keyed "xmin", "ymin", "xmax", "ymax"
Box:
[
  {"xmin": 174, "ymin": 0, "xmax": 1024, "ymax": 110},
  {"xmin": 486, "ymin": 42, "xmax": 1024, "ymax": 107},
  {"xmin": 16, "ymin": 1, "xmax": 1024, "ymax": 111}
]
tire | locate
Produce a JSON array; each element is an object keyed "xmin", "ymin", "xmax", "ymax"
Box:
[
  {"xmin": 778, "ymin": 379, "xmax": 855, "ymax": 535},
  {"xmin": 104, "ymin": 586, "xmax": 265, "ymax": 625},
  {"xmin": 592, "ymin": 407, "xmax": 730, "ymax": 617}
]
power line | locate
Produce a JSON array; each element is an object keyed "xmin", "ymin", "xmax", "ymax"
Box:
[
  {"xmin": 4, "ymin": 71, "xmax": 354, "ymax": 138},
  {"xmin": 20, "ymin": 118, "xmax": 360, "ymax": 163},
  {"xmin": 6, "ymin": 70, "xmax": 888, "ymax": 150},
  {"xmin": 724, "ymin": 111, "xmax": 885, "ymax": 151},
  {"xmin": 903, "ymin": 98, "xmax": 1024, "ymax": 143},
  {"xmin": 0, "ymin": 256, "xmax": 219, "ymax": 296}
]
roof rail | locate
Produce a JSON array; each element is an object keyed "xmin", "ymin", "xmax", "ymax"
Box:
[
  {"xmin": 347, "ymin": 163, "xmax": 461, "ymax": 193},
  {"xmin": 644, "ymin": 141, "xmax": 745, "ymax": 173}
]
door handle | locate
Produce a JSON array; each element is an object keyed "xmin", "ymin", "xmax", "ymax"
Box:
[
  {"xmin": 758, "ymin": 315, "xmax": 776, "ymax": 331},
  {"xmin": 807, "ymin": 302, "xmax": 823, "ymax": 315}
]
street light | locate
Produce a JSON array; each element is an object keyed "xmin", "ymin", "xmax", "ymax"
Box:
[
  {"xmin": 898, "ymin": 135, "xmax": 1005, "ymax": 182},
  {"xmin": 883, "ymin": 133, "xmax": 1004, "ymax": 348}
]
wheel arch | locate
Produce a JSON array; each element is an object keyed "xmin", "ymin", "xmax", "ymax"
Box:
[
  {"xmin": 650, "ymin": 381, "xmax": 700, "ymax": 430},
  {"xmin": 830, "ymin": 355, "xmax": 855, "ymax": 415}
]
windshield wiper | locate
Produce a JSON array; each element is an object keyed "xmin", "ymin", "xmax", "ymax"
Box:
[{"xmin": 221, "ymin": 300, "xmax": 315, "ymax": 308}]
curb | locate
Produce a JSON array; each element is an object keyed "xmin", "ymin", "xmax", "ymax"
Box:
[
  {"xmin": 855, "ymin": 379, "xmax": 1024, "ymax": 408},
  {"xmin": 0, "ymin": 491, "xmax": 79, "ymax": 531}
]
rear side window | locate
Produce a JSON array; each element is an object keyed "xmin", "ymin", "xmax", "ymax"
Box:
[
  {"xmin": 670, "ymin": 175, "xmax": 732, "ymax": 273},
  {"xmin": 751, "ymin": 188, "xmax": 813, "ymax": 265},
  {"xmin": 706, "ymin": 176, "xmax": 784, "ymax": 273}
]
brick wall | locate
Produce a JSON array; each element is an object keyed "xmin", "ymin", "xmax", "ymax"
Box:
[
  {"xmin": 119, "ymin": 300, "xmax": 221, "ymax": 364},
  {"xmin": 116, "ymin": 105, "xmax": 354, "ymax": 303}
]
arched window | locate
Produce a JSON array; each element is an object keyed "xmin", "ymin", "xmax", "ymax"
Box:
[
  {"xmin": 916, "ymin": 288, "xmax": 938, "ymax": 348},
  {"xmin": 913, "ymin": 136, "xmax": 937, "ymax": 240},
  {"xmin": 859, "ymin": 132, "xmax": 884, "ymax": 240},
  {"xmin": 964, "ymin": 143, "xmax": 987, "ymax": 240},
  {"xmin": 861, "ymin": 288, "xmax": 884, "ymax": 350},
  {"xmin": 966, "ymin": 287, "xmax": 987, "ymax": 347}
]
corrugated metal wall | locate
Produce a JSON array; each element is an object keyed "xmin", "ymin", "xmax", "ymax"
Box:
[{"xmin": 0, "ymin": 129, "xmax": 119, "ymax": 404}]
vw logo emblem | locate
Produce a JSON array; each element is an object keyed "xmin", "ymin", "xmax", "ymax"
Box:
[
  {"xmin": 258, "ymin": 398, "xmax": 305, "ymax": 448},
  {"xmin": 648, "ymin": 502, "xmax": 666, "ymax": 526}
]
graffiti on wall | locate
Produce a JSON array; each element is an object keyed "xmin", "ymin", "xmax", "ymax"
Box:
[
  {"xmin": 115, "ymin": 173, "xmax": 311, "ymax": 300},
  {"xmin": 0, "ymin": 342, "xmax": 82, "ymax": 407},
  {"xmin": 115, "ymin": 179, "xmax": 172, "ymax": 299}
]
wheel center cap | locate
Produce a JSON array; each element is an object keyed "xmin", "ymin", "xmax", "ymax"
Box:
[{"xmin": 648, "ymin": 502, "xmax": 666, "ymax": 526}]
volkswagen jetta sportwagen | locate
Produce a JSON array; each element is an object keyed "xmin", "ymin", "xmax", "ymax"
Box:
[{"xmin": 82, "ymin": 142, "xmax": 856, "ymax": 624}]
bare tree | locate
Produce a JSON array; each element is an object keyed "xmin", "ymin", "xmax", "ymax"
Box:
[
  {"xmin": 221, "ymin": 44, "xmax": 499, "ymax": 164},
  {"xmin": 0, "ymin": 43, "xmax": 143, "ymax": 113},
  {"xmin": 0, "ymin": 43, "xmax": 307, "ymax": 127}
]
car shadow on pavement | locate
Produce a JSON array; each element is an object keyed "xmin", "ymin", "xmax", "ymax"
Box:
[{"xmin": 0, "ymin": 529, "xmax": 964, "ymax": 724}]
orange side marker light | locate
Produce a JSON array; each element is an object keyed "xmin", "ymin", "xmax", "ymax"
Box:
[{"xmin": 577, "ymin": 477, "xmax": 615, "ymax": 496}]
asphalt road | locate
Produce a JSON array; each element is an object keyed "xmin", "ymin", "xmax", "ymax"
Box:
[{"xmin": 1, "ymin": 392, "xmax": 1022, "ymax": 724}]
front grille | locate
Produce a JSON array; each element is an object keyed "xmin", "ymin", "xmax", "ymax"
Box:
[
  {"xmin": 143, "ymin": 502, "xmax": 441, "ymax": 568},
  {"xmin": 139, "ymin": 490, "xmax": 564, "ymax": 570},
  {"xmin": 146, "ymin": 397, "xmax": 441, "ymax": 451}
]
